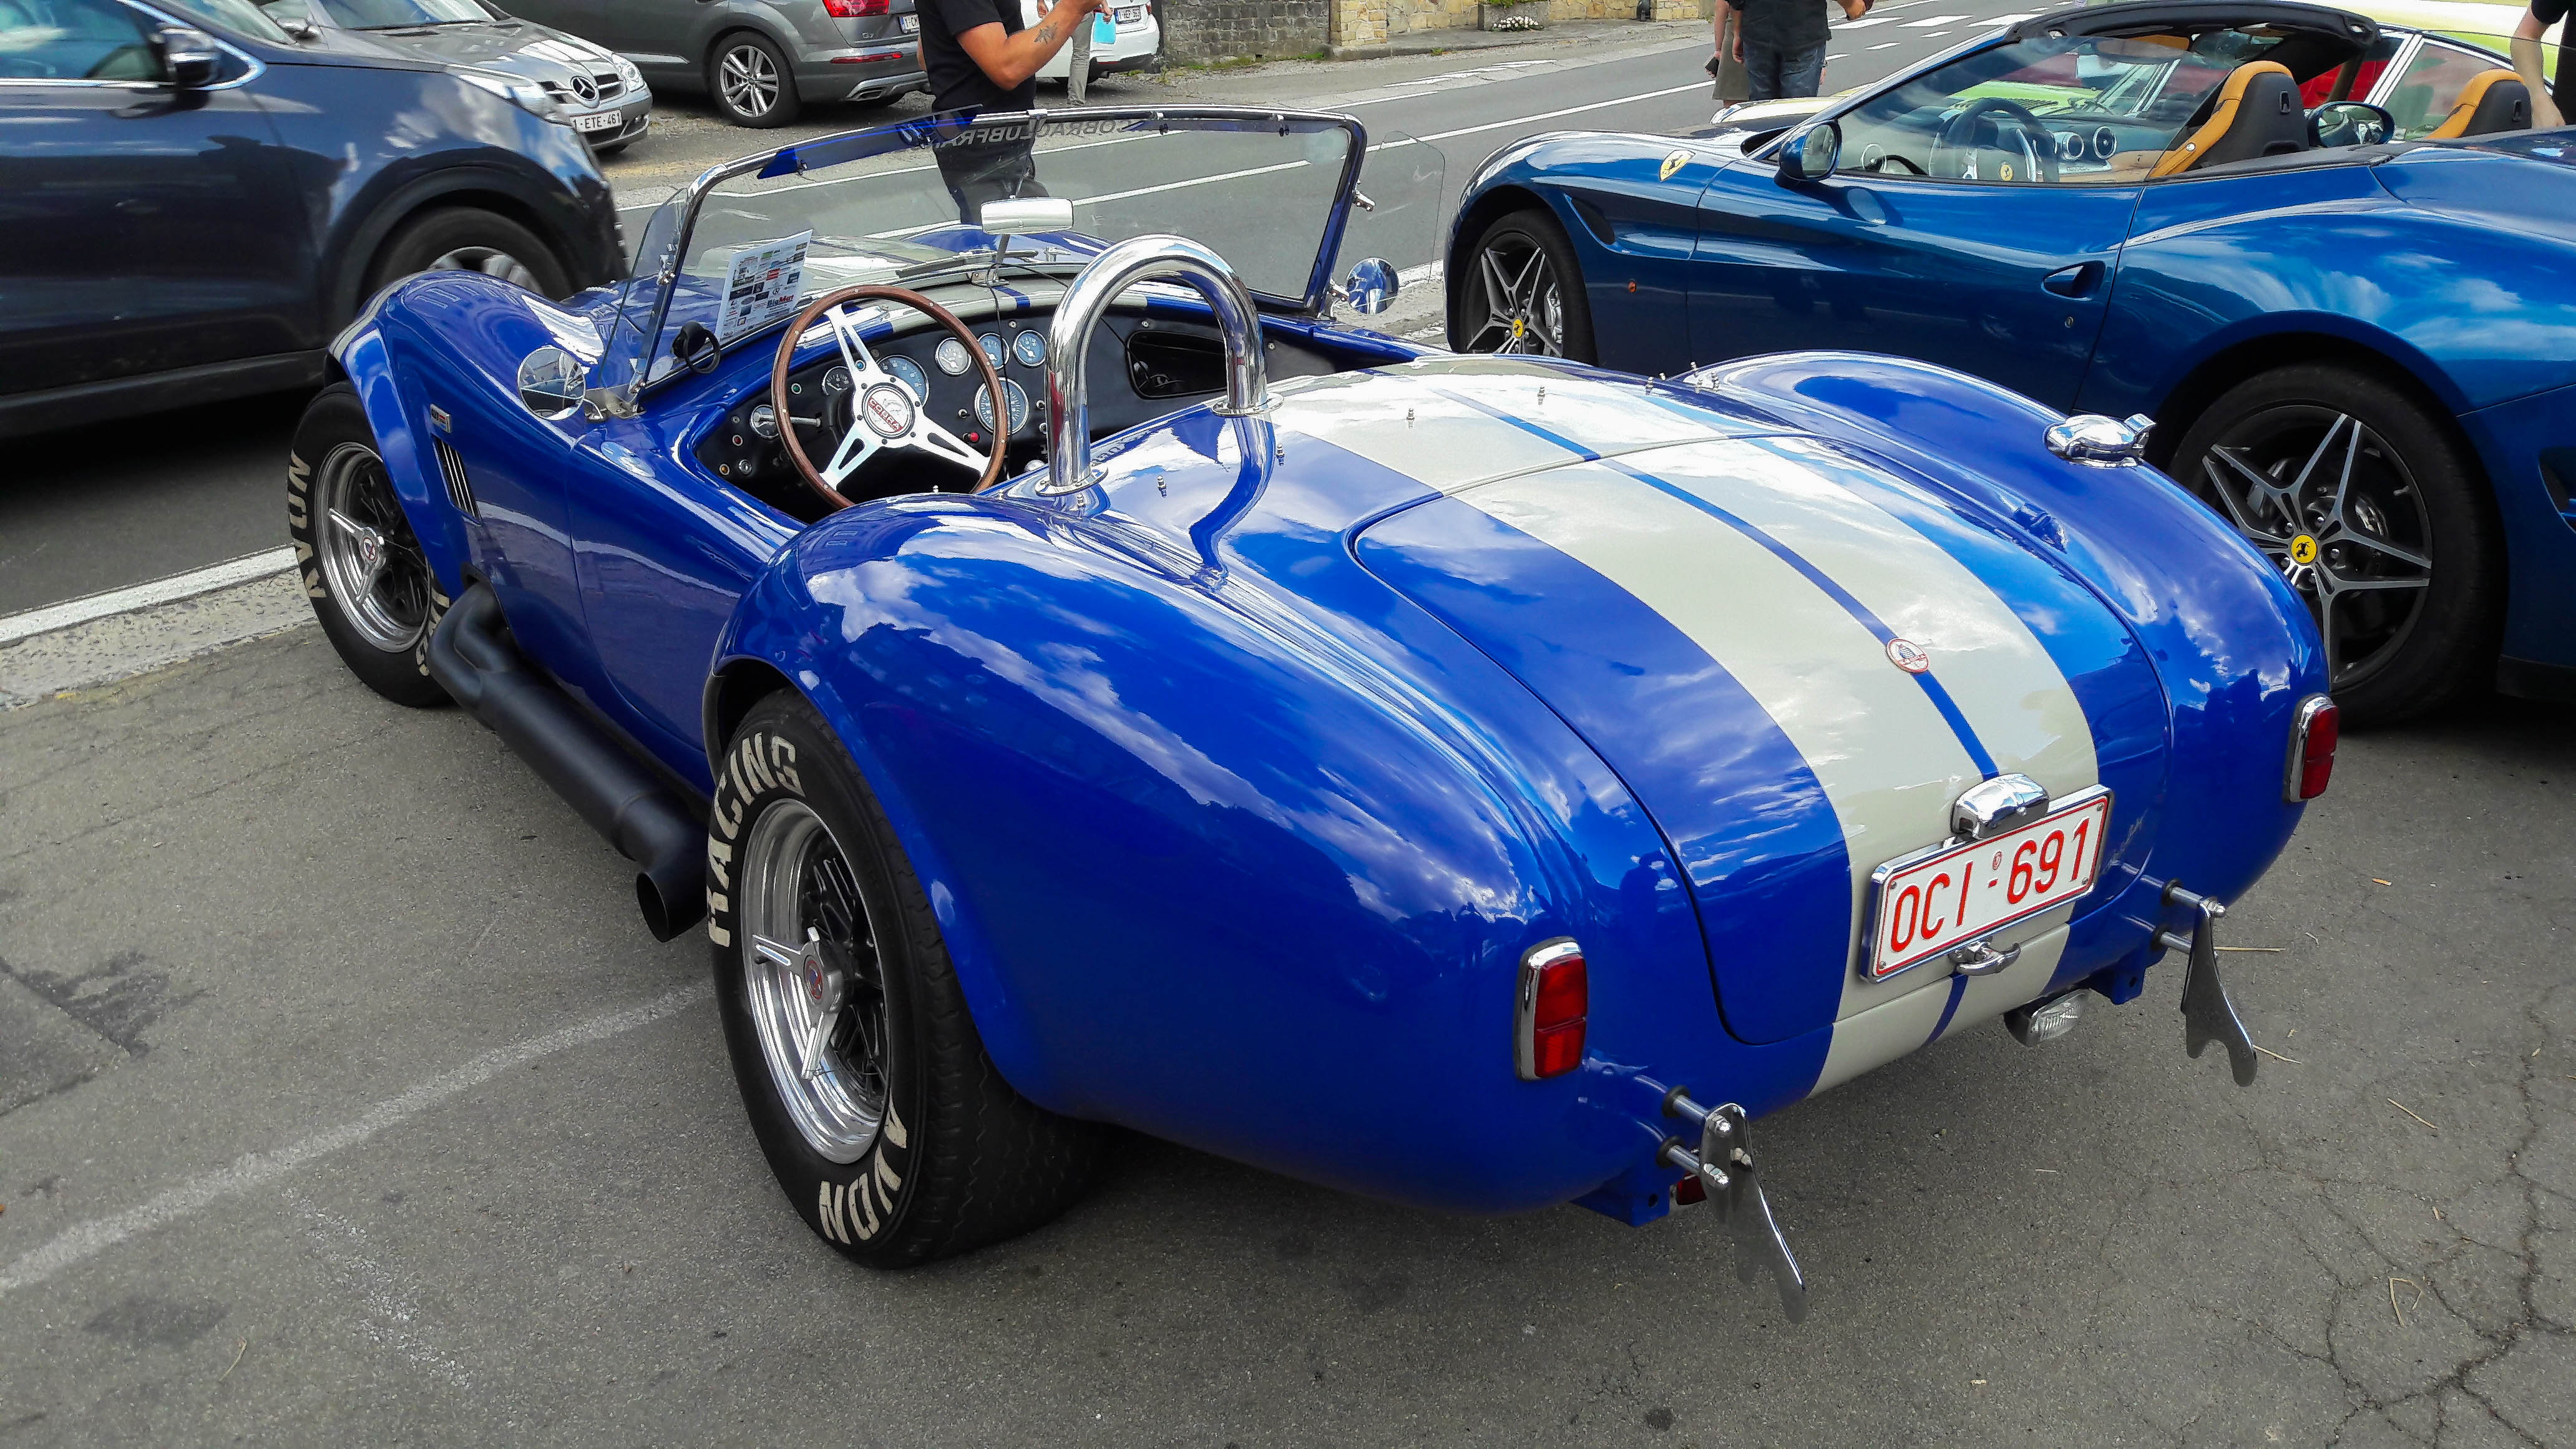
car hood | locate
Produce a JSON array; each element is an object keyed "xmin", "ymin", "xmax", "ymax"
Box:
[
  {"xmin": 293, "ymin": 18, "xmax": 620, "ymax": 86},
  {"xmin": 1304, "ymin": 357, "xmax": 2169, "ymax": 1045}
]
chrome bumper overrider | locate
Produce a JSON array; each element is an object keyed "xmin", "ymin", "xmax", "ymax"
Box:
[
  {"xmin": 1659, "ymin": 1089, "xmax": 1809, "ymax": 1324},
  {"xmin": 2160, "ymin": 881, "xmax": 2260, "ymax": 1088}
]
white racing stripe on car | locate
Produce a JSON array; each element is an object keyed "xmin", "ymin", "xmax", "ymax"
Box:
[
  {"xmin": 1813, "ymin": 925, "xmax": 2069, "ymax": 1093},
  {"xmin": 1452, "ymin": 446, "xmax": 1985, "ymax": 1019}
]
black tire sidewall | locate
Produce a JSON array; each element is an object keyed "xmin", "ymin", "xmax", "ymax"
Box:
[
  {"xmin": 1453, "ymin": 208, "xmax": 1597, "ymax": 364},
  {"xmin": 2168, "ymin": 364, "xmax": 2499, "ymax": 723},
  {"xmin": 365, "ymin": 208, "xmax": 572, "ymax": 301},
  {"xmin": 710, "ymin": 696, "xmax": 932, "ymax": 1264},
  {"xmin": 288, "ymin": 384, "xmax": 451, "ymax": 708},
  {"xmin": 708, "ymin": 32, "xmax": 800, "ymax": 127}
]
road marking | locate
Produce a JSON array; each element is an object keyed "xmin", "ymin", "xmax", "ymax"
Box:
[
  {"xmin": 0, "ymin": 547, "xmax": 296, "ymax": 648},
  {"xmin": 1903, "ymin": 12, "xmax": 1967, "ymax": 22},
  {"xmin": 0, "ymin": 982, "xmax": 712, "ymax": 1298},
  {"xmin": 1837, "ymin": 13, "xmax": 1906, "ymax": 26},
  {"xmin": 1871, "ymin": 41, "xmax": 1902, "ymax": 47}
]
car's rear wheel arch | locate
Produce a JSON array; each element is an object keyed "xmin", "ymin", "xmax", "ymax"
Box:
[
  {"xmin": 332, "ymin": 177, "xmax": 585, "ymax": 324},
  {"xmin": 2145, "ymin": 329, "xmax": 2471, "ymax": 474}
]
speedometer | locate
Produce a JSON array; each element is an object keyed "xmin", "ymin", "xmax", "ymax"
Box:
[
  {"xmin": 885, "ymin": 355, "xmax": 929, "ymax": 401},
  {"xmin": 1011, "ymin": 329, "xmax": 1046, "ymax": 367},
  {"xmin": 973, "ymin": 380, "xmax": 1029, "ymax": 434},
  {"xmin": 934, "ymin": 337, "xmax": 973, "ymax": 375}
]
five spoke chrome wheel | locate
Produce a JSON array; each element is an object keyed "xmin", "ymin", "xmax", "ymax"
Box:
[
  {"xmin": 718, "ymin": 41, "xmax": 782, "ymax": 120},
  {"xmin": 2196, "ymin": 407, "xmax": 2432, "ymax": 689},
  {"xmin": 1464, "ymin": 234, "xmax": 1567, "ymax": 356},
  {"xmin": 741, "ymin": 798, "xmax": 889, "ymax": 1163},
  {"xmin": 315, "ymin": 440, "xmax": 432, "ymax": 654}
]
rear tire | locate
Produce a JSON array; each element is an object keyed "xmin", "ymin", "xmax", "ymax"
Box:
[
  {"xmin": 287, "ymin": 384, "xmax": 450, "ymax": 708},
  {"xmin": 364, "ymin": 207, "xmax": 571, "ymax": 301},
  {"xmin": 711, "ymin": 692, "xmax": 1100, "ymax": 1264},
  {"xmin": 708, "ymin": 31, "xmax": 801, "ymax": 127},
  {"xmin": 2166, "ymin": 363, "xmax": 2499, "ymax": 724},
  {"xmin": 1450, "ymin": 207, "xmax": 1596, "ymax": 363}
]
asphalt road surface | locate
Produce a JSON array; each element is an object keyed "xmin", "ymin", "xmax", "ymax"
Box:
[{"xmin": 1, "ymin": 0, "xmax": 2017, "ymax": 617}]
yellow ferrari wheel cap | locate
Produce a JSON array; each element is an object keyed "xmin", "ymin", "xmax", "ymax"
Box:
[
  {"xmin": 2290, "ymin": 534, "xmax": 2319, "ymax": 565},
  {"xmin": 1510, "ymin": 317, "xmax": 1525, "ymax": 340}
]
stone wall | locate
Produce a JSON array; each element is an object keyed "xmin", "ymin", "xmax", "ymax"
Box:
[
  {"xmin": 1156, "ymin": 0, "xmax": 1333, "ymax": 62},
  {"xmin": 1322, "ymin": 0, "xmax": 1705, "ymax": 52}
]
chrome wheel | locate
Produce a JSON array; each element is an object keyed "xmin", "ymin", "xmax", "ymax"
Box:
[
  {"xmin": 315, "ymin": 440, "xmax": 432, "ymax": 654},
  {"xmin": 718, "ymin": 42, "xmax": 781, "ymax": 119},
  {"xmin": 2196, "ymin": 407, "xmax": 2433, "ymax": 690},
  {"xmin": 1463, "ymin": 232, "xmax": 1566, "ymax": 355},
  {"xmin": 422, "ymin": 246, "xmax": 540, "ymax": 291},
  {"xmin": 741, "ymin": 798, "xmax": 888, "ymax": 1163}
]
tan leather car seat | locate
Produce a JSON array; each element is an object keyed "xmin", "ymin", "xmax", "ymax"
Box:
[
  {"xmin": 2150, "ymin": 60, "xmax": 2309, "ymax": 177},
  {"xmin": 2426, "ymin": 70, "xmax": 2533, "ymax": 138}
]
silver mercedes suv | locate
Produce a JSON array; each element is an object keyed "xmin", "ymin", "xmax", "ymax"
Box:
[{"xmin": 500, "ymin": 0, "xmax": 924, "ymax": 127}]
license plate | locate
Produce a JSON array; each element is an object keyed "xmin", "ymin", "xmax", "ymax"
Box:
[
  {"xmin": 901, "ymin": 13, "xmax": 918, "ymax": 29},
  {"xmin": 1115, "ymin": 5, "xmax": 1144, "ymax": 20},
  {"xmin": 1862, "ymin": 786, "xmax": 2112, "ymax": 980},
  {"xmin": 574, "ymin": 111, "xmax": 623, "ymax": 133}
]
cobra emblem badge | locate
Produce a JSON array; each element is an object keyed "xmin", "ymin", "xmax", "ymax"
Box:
[
  {"xmin": 2289, "ymin": 533, "xmax": 2320, "ymax": 566},
  {"xmin": 1886, "ymin": 638, "xmax": 1931, "ymax": 673},
  {"xmin": 1661, "ymin": 148, "xmax": 1691, "ymax": 181}
]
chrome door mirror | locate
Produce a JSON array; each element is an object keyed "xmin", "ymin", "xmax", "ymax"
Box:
[
  {"xmin": 517, "ymin": 347, "xmax": 588, "ymax": 419},
  {"xmin": 977, "ymin": 196, "xmax": 1076, "ymax": 235},
  {"xmin": 2044, "ymin": 411, "xmax": 2155, "ymax": 466},
  {"xmin": 2306, "ymin": 100, "xmax": 2393, "ymax": 147},
  {"xmin": 1775, "ymin": 121, "xmax": 1840, "ymax": 183},
  {"xmin": 159, "ymin": 26, "xmax": 222, "ymax": 88},
  {"xmin": 1335, "ymin": 256, "xmax": 1399, "ymax": 315}
]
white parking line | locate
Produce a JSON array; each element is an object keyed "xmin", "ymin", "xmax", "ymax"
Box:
[
  {"xmin": 1903, "ymin": 13, "xmax": 1966, "ymax": 23},
  {"xmin": 0, "ymin": 547, "xmax": 295, "ymax": 648}
]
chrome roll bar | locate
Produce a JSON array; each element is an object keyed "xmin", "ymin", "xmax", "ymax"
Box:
[{"xmin": 1041, "ymin": 234, "xmax": 1267, "ymax": 496}]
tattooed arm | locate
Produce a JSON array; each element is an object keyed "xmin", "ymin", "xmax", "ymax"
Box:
[{"xmin": 955, "ymin": 0, "xmax": 1105, "ymax": 88}]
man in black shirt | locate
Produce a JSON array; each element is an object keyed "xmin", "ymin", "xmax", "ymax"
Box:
[
  {"xmin": 2515, "ymin": 0, "xmax": 2569, "ymax": 127},
  {"xmin": 919, "ymin": 0, "xmax": 1106, "ymax": 220},
  {"xmin": 1722, "ymin": 0, "xmax": 1869, "ymax": 101}
]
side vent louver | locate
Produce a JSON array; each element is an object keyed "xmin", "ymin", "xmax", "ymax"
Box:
[{"xmin": 431, "ymin": 436, "xmax": 479, "ymax": 518}]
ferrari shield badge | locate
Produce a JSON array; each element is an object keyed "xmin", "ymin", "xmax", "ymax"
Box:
[{"xmin": 1660, "ymin": 148, "xmax": 1691, "ymax": 182}]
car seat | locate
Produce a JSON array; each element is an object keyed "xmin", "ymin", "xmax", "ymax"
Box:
[
  {"xmin": 2425, "ymin": 70, "xmax": 2533, "ymax": 137},
  {"xmin": 2150, "ymin": 61, "xmax": 2310, "ymax": 176}
]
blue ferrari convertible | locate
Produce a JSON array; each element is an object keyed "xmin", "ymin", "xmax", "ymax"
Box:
[
  {"xmin": 296, "ymin": 105, "xmax": 2330, "ymax": 1313},
  {"xmin": 1447, "ymin": 0, "xmax": 2574, "ymax": 723}
]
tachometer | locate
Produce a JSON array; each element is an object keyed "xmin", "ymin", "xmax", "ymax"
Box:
[
  {"xmin": 1012, "ymin": 329, "xmax": 1046, "ymax": 368},
  {"xmin": 934, "ymin": 337, "xmax": 973, "ymax": 375},
  {"xmin": 886, "ymin": 355, "xmax": 929, "ymax": 401},
  {"xmin": 973, "ymin": 380, "xmax": 1030, "ymax": 434}
]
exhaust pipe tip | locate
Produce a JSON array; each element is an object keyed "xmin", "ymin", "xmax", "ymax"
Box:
[{"xmin": 636, "ymin": 866, "xmax": 705, "ymax": 944}]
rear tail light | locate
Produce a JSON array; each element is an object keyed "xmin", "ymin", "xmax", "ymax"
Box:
[
  {"xmin": 2285, "ymin": 694, "xmax": 2338, "ymax": 802},
  {"xmin": 1515, "ymin": 939, "xmax": 1586, "ymax": 1080},
  {"xmin": 822, "ymin": 0, "xmax": 889, "ymax": 14}
]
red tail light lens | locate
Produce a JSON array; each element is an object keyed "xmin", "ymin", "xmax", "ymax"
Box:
[
  {"xmin": 1516, "ymin": 939, "xmax": 1587, "ymax": 1080},
  {"xmin": 2285, "ymin": 695, "xmax": 2338, "ymax": 802},
  {"xmin": 822, "ymin": 0, "xmax": 890, "ymax": 15}
]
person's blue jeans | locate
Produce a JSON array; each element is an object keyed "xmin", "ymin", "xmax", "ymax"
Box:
[{"xmin": 1742, "ymin": 39, "xmax": 1826, "ymax": 100}]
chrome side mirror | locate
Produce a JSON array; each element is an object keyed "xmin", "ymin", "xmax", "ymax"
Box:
[
  {"xmin": 2306, "ymin": 100, "xmax": 2393, "ymax": 148},
  {"xmin": 2044, "ymin": 411, "xmax": 2155, "ymax": 466},
  {"xmin": 517, "ymin": 347, "xmax": 588, "ymax": 419},
  {"xmin": 1336, "ymin": 257, "xmax": 1399, "ymax": 316},
  {"xmin": 159, "ymin": 26, "xmax": 222, "ymax": 88},
  {"xmin": 977, "ymin": 196, "xmax": 1076, "ymax": 235},
  {"xmin": 1775, "ymin": 120, "xmax": 1840, "ymax": 183}
]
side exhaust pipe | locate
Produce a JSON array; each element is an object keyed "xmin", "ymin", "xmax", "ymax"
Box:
[{"xmin": 427, "ymin": 583, "xmax": 705, "ymax": 942}]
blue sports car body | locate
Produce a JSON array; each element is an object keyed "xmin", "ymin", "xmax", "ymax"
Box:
[
  {"xmin": 308, "ymin": 105, "xmax": 2327, "ymax": 1307},
  {"xmin": 1447, "ymin": 0, "xmax": 2576, "ymax": 721}
]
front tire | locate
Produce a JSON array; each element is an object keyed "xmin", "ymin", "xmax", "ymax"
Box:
[
  {"xmin": 2167, "ymin": 364, "xmax": 2499, "ymax": 724},
  {"xmin": 710, "ymin": 692, "xmax": 1100, "ymax": 1264},
  {"xmin": 708, "ymin": 32, "xmax": 801, "ymax": 127},
  {"xmin": 287, "ymin": 384, "xmax": 449, "ymax": 708},
  {"xmin": 1450, "ymin": 208, "xmax": 1596, "ymax": 362}
]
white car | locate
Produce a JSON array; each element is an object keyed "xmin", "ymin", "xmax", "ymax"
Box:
[{"xmin": 1022, "ymin": 0, "xmax": 1159, "ymax": 82}]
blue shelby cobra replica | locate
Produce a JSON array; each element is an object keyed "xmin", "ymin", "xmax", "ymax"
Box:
[
  {"xmin": 297, "ymin": 106, "xmax": 2331, "ymax": 1315},
  {"xmin": 1446, "ymin": 0, "xmax": 2576, "ymax": 724}
]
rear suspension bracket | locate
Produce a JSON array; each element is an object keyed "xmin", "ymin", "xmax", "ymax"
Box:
[
  {"xmin": 1660, "ymin": 1090, "xmax": 1809, "ymax": 1323},
  {"xmin": 2159, "ymin": 881, "xmax": 2258, "ymax": 1087}
]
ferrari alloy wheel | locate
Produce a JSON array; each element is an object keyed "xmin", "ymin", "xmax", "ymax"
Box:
[
  {"xmin": 711, "ymin": 33, "xmax": 799, "ymax": 127},
  {"xmin": 288, "ymin": 384, "xmax": 451, "ymax": 708},
  {"xmin": 1453, "ymin": 209, "xmax": 1597, "ymax": 363},
  {"xmin": 710, "ymin": 692, "xmax": 1099, "ymax": 1264},
  {"xmin": 2170, "ymin": 364, "xmax": 2499, "ymax": 724}
]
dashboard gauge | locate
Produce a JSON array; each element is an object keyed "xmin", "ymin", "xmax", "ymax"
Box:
[
  {"xmin": 885, "ymin": 355, "xmax": 929, "ymax": 401},
  {"xmin": 2092, "ymin": 127, "xmax": 2117, "ymax": 161},
  {"xmin": 1012, "ymin": 329, "xmax": 1046, "ymax": 368},
  {"xmin": 2056, "ymin": 129, "xmax": 2085, "ymax": 161},
  {"xmin": 822, "ymin": 365, "xmax": 853, "ymax": 394},
  {"xmin": 978, "ymin": 333, "xmax": 1007, "ymax": 369},
  {"xmin": 973, "ymin": 379, "xmax": 1030, "ymax": 434},
  {"xmin": 748, "ymin": 403, "xmax": 778, "ymax": 440},
  {"xmin": 934, "ymin": 337, "xmax": 973, "ymax": 375}
]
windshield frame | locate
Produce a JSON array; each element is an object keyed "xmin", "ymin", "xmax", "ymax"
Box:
[{"xmin": 612, "ymin": 105, "xmax": 1371, "ymax": 405}]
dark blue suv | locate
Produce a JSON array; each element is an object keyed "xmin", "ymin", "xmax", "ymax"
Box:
[{"xmin": 0, "ymin": 0, "xmax": 623, "ymax": 437}]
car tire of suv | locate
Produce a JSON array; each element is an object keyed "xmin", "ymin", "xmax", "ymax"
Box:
[
  {"xmin": 2167, "ymin": 363, "xmax": 2500, "ymax": 726},
  {"xmin": 709, "ymin": 32, "xmax": 801, "ymax": 127},
  {"xmin": 711, "ymin": 691, "xmax": 1102, "ymax": 1265},
  {"xmin": 1451, "ymin": 208, "xmax": 1597, "ymax": 363},
  {"xmin": 287, "ymin": 384, "xmax": 451, "ymax": 709},
  {"xmin": 365, "ymin": 208, "xmax": 572, "ymax": 302}
]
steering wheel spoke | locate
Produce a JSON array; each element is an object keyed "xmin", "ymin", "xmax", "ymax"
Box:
[
  {"xmin": 904, "ymin": 416, "xmax": 987, "ymax": 474},
  {"xmin": 821, "ymin": 417, "xmax": 885, "ymax": 487}
]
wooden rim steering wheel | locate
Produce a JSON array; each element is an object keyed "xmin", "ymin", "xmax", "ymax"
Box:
[{"xmin": 771, "ymin": 284, "xmax": 1010, "ymax": 512}]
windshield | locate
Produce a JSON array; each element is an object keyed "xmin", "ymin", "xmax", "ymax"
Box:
[
  {"xmin": 155, "ymin": 0, "xmax": 296, "ymax": 42},
  {"xmin": 612, "ymin": 107, "xmax": 1439, "ymax": 393},
  {"xmin": 263, "ymin": 0, "xmax": 501, "ymax": 27}
]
